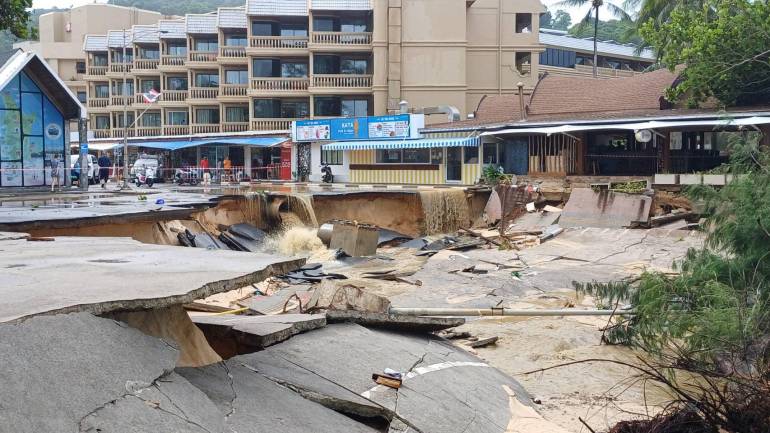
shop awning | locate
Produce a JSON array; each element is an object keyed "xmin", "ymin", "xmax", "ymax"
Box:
[
  {"xmin": 481, "ymin": 116, "xmax": 770, "ymax": 137},
  {"xmin": 323, "ymin": 136, "xmax": 479, "ymax": 150},
  {"xmin": 89, "ymin": 136, "xmax": 287, "ymax": 151}
]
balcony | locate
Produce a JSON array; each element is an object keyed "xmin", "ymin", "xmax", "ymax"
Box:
[
  {"xmin": 108, "ymin": 63, "xmax": 132, "ymax": 75},
  {"xmin": 247, "ymin": 36, "xmax": 308, "ymax": 55},
  {"xmin": 87, "ymin": 98, "xmax": 109, "ymax": 108},
  {"xmin": 219, "ymin": 46, "xmax": 247, "ymax": 62},
  {"xmin": 160, "ymin": 90, "xmax": 188, "ymax": 104},
  {"xmin": 249, "ymin": 77, "xmax": 309, "ymax": 94},
  {"xmin": 574, "ymin": 64, "xmax": 638, "ymax": 78},
  {"xmin": 164, "ymin": 125, "xmax": 190, "ymax": 136},
  {"xmin": 310, "ymin": 74, "xmax": 372, "ymax": 92},
  {"xmin": 92, "ymin": 129, "xmax": 111, "ymax": 139},
  {"xmin": 309, "ymin": 32, "xmax": 372, "ymax": 50},
  {"xmin": 220, "ymin": 84, "xmax": 248, "ymax": 98},
  {"xmin": 160, "ymin": 55, "xmax": 186, "ymax": 69},
  {"xmin": 189, "ymin": 87, "xmax": 219, "ymax": 100},
  {"xmin": 86, "ymin": 66, "xmax": 107, "ymax": 77},
  {"xmin": 250, "ymin": 118, "xmax": 294, "ymax": 131},
  {"xmin": 191, "ymin": 124, "xmax": 220, "ymax": 134},
  {"xmin": 111, "ymin": 128, "xmax": 137, "ymax": 138},
  {"xmin": 110, "ymin": 95, "xmax": 131, "ymax": 106},
  {"xmin": 133, "ymin": 58, "xmax": 159, "ymax": 72},
  {"xmin": 136, "ymin": 126, "xmax": 162, "ymax": 137},
  {"xmin": 188, "ymin": 51, "xmax": 217, "ymax": 64},
  {"xmin": 222, "ymin": 122, "xmax": 249, "ymax": 133}
]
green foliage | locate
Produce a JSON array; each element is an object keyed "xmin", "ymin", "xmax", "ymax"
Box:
[
  {"xmin": 640, "ymin": 0, "xmax": 770, "ymax": 107},
  {"xmin": 610, "ymin": 180, "xmax": 647, "ymax": 194},
  {"xmin": 569, "ymin": 19, "xmax": 642, "ymax": 44},
  {"xmin": 0, "ymin": 0, "xmax": 32, "ymax": 39},
  {"xmin": 480, "ymin": 165, "xmax": 511, "ymax": 186},
  {"xmin": 108, "ymin": 0, "xmax": 244, "ymax": 16},
  {"xmin": 574, "ymin": 135, "xmax": 770, "ymax": 366},
  {"xmin": 541, "ymin": 8, "xmax": 572, "ymax": 31}
]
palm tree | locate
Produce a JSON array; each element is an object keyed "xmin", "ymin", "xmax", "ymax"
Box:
[{"xmin": 557, "ymin": 0, "xmax": 631, "ymax": 77}]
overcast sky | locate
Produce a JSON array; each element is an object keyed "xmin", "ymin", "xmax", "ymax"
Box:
[{"xmin": 31, "ymin": 0, "xmax": 629, "ymax": 25}]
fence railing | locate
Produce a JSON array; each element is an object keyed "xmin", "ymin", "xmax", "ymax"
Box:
[
  {"xmin": 88, "ymin": 98, "xmax": 109, "ymax": 108},
  {"xmin": 191, "ymin": 124, "xmax": 220, "ymax": 134},
  {"xmin": 134, "ymin": 58, "xmax": 159, "ymax": 70},
  {"xmin": 92, "ymin": 129, "xmax": 111, "ymax": 139},
  {"xmin": 249, "ymin": 36, "xmax": 308, "ymax": 49},
  {"xmin": 222, "ymin": 122, "xmax": 249, "ymax": 132},
  {"xmin": 161, "ymin": 90, "xmax": 188, "ymax": 102},
  {"xmin": 109, "ymin": 63, "xmax": 132, "ymax": 73},
  {"xmin": 160, "ymin": 55, "xmax": 185, "ymax": 66},
  {"xmin": 188, "ymin": 51, "xmax": 217, "ymax": 62},
  {"xmin": 311, "ymin": 74, "xmax": 372, "ymax": 88},
  {"xmin": 110, "ymin": 95, "xmax": 131, "ymax": 106},
  {"xmin": 87, "ymin": 66, "xmax": 108, "ymax": 76},
  {"xmin": 136, "ymin": 126, "xmax": 162, "ymax": 137},
  {"xmin": 251, "ymin": 118, "xmax": 294, "ymax": 131},
  {"xmin": 249, "ymin": 77, "xmax": 309, "ymax": 92},
  {"xmin": 219, "ymin": 46, "xmax": 246, "ymax": 58},
  {"xmin": 164, "ymin": 125, "xmax": 190, "ymax": 135},
  {"xmin": 311, "ymin": 31, "xmax": 372, "ymax": 46},
  {"xmin": 189, "ymin": 87, "xmax": 219, "ymax": 99},
  {"xmin": 220, "ymin": 84, "xmax": 248, "ymax": 97}
]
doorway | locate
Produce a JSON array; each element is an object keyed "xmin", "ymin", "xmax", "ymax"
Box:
[{"xmin": 446, "ymin": 147, "xmax": 462, "ymax": 182}]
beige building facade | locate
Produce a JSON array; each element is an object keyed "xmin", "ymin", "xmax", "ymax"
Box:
[
  {"xmin": 81, "ymin": 0, "xmax": 545, "ymax": 140},
  {"xmin": 14, "ymin": 4, "xmax": 163, "ymax": 105}
]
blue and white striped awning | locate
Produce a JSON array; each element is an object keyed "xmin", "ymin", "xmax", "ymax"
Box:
[{"xmin": 323, "ymin": 136, "xmax": 479, "ymax": 151}]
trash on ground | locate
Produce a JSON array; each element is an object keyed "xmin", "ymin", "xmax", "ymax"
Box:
[
  {"xmin": 372, "ymin": 372, "xmax": 402, "ymax": 389},
  {"xmin": 469, "ymin": 336, "xmax": 499, "ymax": 348}
]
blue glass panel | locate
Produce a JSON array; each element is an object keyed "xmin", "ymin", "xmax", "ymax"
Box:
[
  {"xmin": 23, "ymin": 136, "xmax": 45, "ymax": 186},
  {"xmin": 20, "ymin": 71, "xmax": 40, "ymax": 93},
  {"xmin": 21, "ymin": 92, "xmax": 43, "ymax": 135},
  {"xmin": 43, "ymin": 95, "xmax": 64, "ymax": 153},
  {"xmin": 0, "ymin": 75, "xmax": 20, "ymax": 109},
  {"xmin": 0, "ymin": 110, "xmax": 22, "ymax": 161}
]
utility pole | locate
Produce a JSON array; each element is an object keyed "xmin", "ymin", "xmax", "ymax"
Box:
[{"xmin": 120, "ymin": 28, "xmax": 130, "ymax": 190}]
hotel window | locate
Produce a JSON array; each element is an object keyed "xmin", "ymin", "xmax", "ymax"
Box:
[
  {"xmin": 515, "ymin": 52, "xmax": 532, "ymax": 75},
  {"xmin": 167, "ymin": 43, "xmax": 187, "ymax": 56},
  {"xmin": 195, "ymin": 108, "xmax": 219, "ymax": 124},
  {"xmin": 225, "ymin": 106, "xmax": 248, "ymax": 123},
  {"xmin": 166, "ymin": 111, "xmax": 188, "ymax": 125},
  {"xmin": 114, "ymin": 113, "xmax": 135, "ymax": 128},
  {"xmin": 253, "ymin": 99, "xmax": 280, "ymax": 118},
  {"xmin": 314, "ymin": 97, "xmax": 340, "ymax": 117},
  {"xmin": 225, "ymin": 70, "xmax": 248, "ymax": 84},
  {"xmin": 340, "ymin": 58, "xmax": 368, "ymax": 75},
  {"xmin": 341, "ymin": 99, "xmax": 368, "ymax": 117},
  {"xmin": 280, "ymin": 100, "xmax": 309, "ymax": 118},
  {"xmin": 77, "ymin": 91, "xmax": 87, "ymax": 103},
  {"xmin": 94, "ymin": 115, "xmax": 110, "ymax": 129},
  {"xmin": 515, "ymin": 13, "xmax": 532, "ymax": 33},
  {"xmin": 92, "ymin": 54, "xmax": 108, "ymax": 66},
  {"xmin": 194, "ymin": 39, "xmax": 218, "ymax": 52},
  {"xmin": 167, "ymin": 77, "xmax": 188, "ymax": 91},
  {"xmin": 76, "ymin": 61, "xmax": 86, "ymax": 74},
  {"xmin": 313, "ymin": 17, "xmax": 336, "ymax": 32},
  {"xmin": 195, "ymin": 73, "xmax": 219, "ymax": 87},
  {"xmin": 252, "ymin": 59, "xmax": 279, "ymax": 77},
  {"xmin": 224, "ymin": 34, "xmax": 247, "ymax": 46},
  {"xmin": 314, "ymin": 55, "xmax": 340, "ymax": 74},
  {"xmin": 111, "ymin": 81, "xmax": 133, "ymax": 95},
  {"xmin": 141, "ymin": 112, "xmax": 161, "ymax": 127},
  {"xmin": 94, "ymin": 84, "xmax": 109, "ymax": 98},
  {"xmin": 140, "ymin": 79, "xmax": 160, "ymax": 93},
  {"xmin": 139, "ymin": 47, "xmax": 160, "ymax": 59},
  {"xmin": 463, "ymin": 146, "xmax": 479, "ymax": 164},
  {"xmin": 281, "ymin": 62, "xmax": 308, "ymax": 78},
  {"xmin": 280, "ymin": 24, "xmax": 307, "ymax": 37},
  {"xmin": 340, "ymin": 18, "xmax": 368, "ymax": 33},
  {"xmin": 321, "ymin": 149, "xmax": 343, "ymax": 165},
  {"xmin": 251, "ymin": 21, "xmax": 275, "ymax": 36},
  {"xmin": 112, "ymin": 49, "xmax": 133, "ymax": 63}
]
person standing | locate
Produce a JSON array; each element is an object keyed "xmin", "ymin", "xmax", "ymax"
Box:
[
  {"xmin": 200, "ymin": 156, "xmax": 211, "ymax": 185},
  {"xmin": 50, "ymin": 154, "xmax": 62, "ymax": 192},
  {"xmin": 223, "ymin": 155, "xmax": 232, "ymax": 183},
  {"xmin": 97, "ymin": 152, "xmax": 111, "ymax": 189}
]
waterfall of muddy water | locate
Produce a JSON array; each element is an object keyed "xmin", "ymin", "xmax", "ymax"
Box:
[
  {"xmin": 286, "ymin": 193, "xmax": 318, "ymax": 227},
  {"xmin": 262, "ymin": 226, "xmax": 334, "ymax": 262},
  {"xmin": 419, "ymin": 189, "xmax": 470, "ymax": 234},
  {"xmin": 242, "ymin": 192, "xmax": 269, "ymax": 229}
]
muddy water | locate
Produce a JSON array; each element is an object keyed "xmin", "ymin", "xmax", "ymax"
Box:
[
  {"xmin": 285, "ymin": 194, "xmax": 318, "ymax": 227},
  {"xmin": 419, "ymin": 189, "xmax": 471, "ymax": 234}
]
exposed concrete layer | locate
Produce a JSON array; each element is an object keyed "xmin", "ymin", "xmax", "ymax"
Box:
[
  {"xmin": 326, "ymin": 310, "xmax": 465, "ymax": 332},
  {"xmin": 105, "ymin": 305, "xmax": 222, "ymax": 367},
  {"xmin": 560, "ymin": 188, "xmax": 652, "ymax": 228},
  {"xmin": 0, "ymin": 313, "xmax": 179, "ymax": 432},
  {"xmin": 312, "ymin": 191, "xmax": 426, "ymax": 237},
  {"xmin": 0, "ymin": 236, "xmax": 305, "ymax": 323},
  {"xmin": 192, "ymin": 314, "xmax": 326, "ymax": 357},
  {"xmin": 239, "ymin": 323, "xmax": 531, "ymax": 433},
  {"xmin": 0, "ymin": 231, "xmax": 29, "ymax": 241}
]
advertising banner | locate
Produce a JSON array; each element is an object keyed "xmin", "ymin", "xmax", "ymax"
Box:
[{"xmin": 293, "ymin": 114, "xmax": 412, "ymax": 142}]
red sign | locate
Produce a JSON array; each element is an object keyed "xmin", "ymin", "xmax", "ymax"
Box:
[{"xmin": 280, "ymin": 142, "xmax": 292, "ymax": 180}]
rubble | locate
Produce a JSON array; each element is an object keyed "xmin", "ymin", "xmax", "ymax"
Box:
[
  {"xmin": 560, "ymin": 187, "xmax": 653, "ymax": 228},
  {"xmin": 325, "ymin": 310, "xmax": 465, "ymax": 332}
]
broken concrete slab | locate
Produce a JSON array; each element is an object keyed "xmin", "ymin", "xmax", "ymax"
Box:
[
  {"xmin": 192, "ymin": 313, "xmax": 326, "ymax": 356},
  {"xmin": 509, "ymin": 210, "xmax": 561, "ymax": 231},
  {"xmin": 305, "ymin": 280, "xmax": 391, "ymax": 313},
  {"xmin": 178, "ymin": 361, "xmax": 381, "ymax": 433},
  {"xmin": 0, "ymin": 236, "xmax": 305, "ymax": 323},
  {"xmin": 326, "ymin": 310, "xmax": 465, "ymax": 332},
  {"xmin": 240, "ymin": 323, "xmax": 532, "ymax": 433},
  {"xmin": 560, "ymin": 188, "xmax": 652, "ymax": 228},
  {"xmin": 0, "ymin": 313, "xmax": 178, "ymax": 432}
]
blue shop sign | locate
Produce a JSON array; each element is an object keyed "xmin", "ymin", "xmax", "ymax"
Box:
[{"xmin": 294, "ymin": 114, "xmax": 411, "ymax": 142}]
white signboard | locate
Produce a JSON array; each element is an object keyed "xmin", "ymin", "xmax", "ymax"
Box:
[
  {"xmin": 295, "ymin": 123, "xmax": 330, "ymax": 141},
  {"xmin": 368, "ymin": 117, "xmax": 410, "ymax": 138}
]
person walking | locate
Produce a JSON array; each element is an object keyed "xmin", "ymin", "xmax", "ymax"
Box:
[
  {"xmin": 50, "ymin": 154, "xmax": 62, "ymax": 192},
  {"xmin": 200, "ymin": 156, "xmax": 211, "ymax": 186},
  {"xmin": 97, "ymin": 152, "xmax": 111, "ymax": 189}
]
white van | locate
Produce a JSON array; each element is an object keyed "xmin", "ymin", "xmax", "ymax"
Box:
[{"xmin": 70, "ymin": 154, "xmax": 98, "ymax": 184}]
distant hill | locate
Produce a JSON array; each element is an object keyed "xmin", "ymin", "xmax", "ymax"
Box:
[
  {"xmin": 0, "ymin": 8, "xmax": 58, "ymax": 53},
  {"xmin": 108, "ymin": 0, "xmax": 244, "ymax": 16}
]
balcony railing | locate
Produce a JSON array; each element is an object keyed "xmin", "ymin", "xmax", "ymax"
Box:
[
  {"xmin": 516, "ymin": 64, "xmax": 532, "ymax": 76},
  {"xmin": 161, "ymin": 90, "xmax": 188, "ymax": 102},
  {"xmin": 189, "ymin": 51, "xmax": 217, "ymax": 62},
  {"xmin": 311, "ymin": 32, "xmax": 372, "ymax": 46},
  {"xmin": 136, "ymin": 126, "xmax": 162, "ymax": 137},
  {"xmin": 248, "ymin": 36, "xmax": 308, "ymax": 49},
  {"xmin": 220, "ymin": 84, "xmax": 248, "ymax": 97},
  {"xmin": 251, "ymin": 118, "xmax": 294, "ymax": 131},
  {"xmin": 92, "ymin": 129, "xmax": 111, "ymax": 139},
  {"xmin": 87, "ymin": 98, "xmax": 109, "ymax": 108},
  {"xmin": 160, "ymin": 55, "xmax": 186, "ymax": 66},
  {"xmin": 164, "ymin": 125, "xmax": 190, "ymax": 135},
  {"xmin": 312, "ymin": 74, "xmax": 372, "ymax": 88},
  {"xmin": 87, "ymin": 66, "xmax": 107, "ymax": 76},
  {"xmin": 574, "ymin": 64, "xmax": 637, "ymax": 77},
  {"xmin": 219, "ymin": 46, "xmax": 246, "ymax": 58},
  {"xmin": 134, "ymin": 93, "xmax": 153, "ymax": 104},
  {"xmin": 250, "ymin": 77, "xmax": 309, "ymax": 92},
  {"xmin": 191, "ymin": 124, "xmax": 220, "ymax": 134},
  {"xmin": 111, "ymin": 128, "xmax": 137, "ymax": 138},
  {"xmin": 109, "ymin": 63, "xmax": 132, "ymax": 73},
  {"xmin": 110, "ymin": 95, "xmax": 131, "ymax": 106},
  {"xmin": 222, "ymin": 122, "xmax": 249, "ymax": 133},
  {"xmin": 189, "ymin": 87, "xmax": 219, "ymax": 99},
  {"xmin": 134, "ymin": 58, "xmax": 159, "ymax": 70}
]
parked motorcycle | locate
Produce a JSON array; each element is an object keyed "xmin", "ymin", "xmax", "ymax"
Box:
[
  {"xmin": 135, "ymin": 165, "xmax": 156, "ymax": 188},
  {"xmin": 174, "ymin": 168, "xmax": 199, "ymax": 186},
  {"xmin": 321, "ymin": 163, "xmax": 333, "ymax": 183}
]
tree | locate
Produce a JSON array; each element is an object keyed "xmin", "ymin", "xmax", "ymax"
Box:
[
  {"xmin": 541, "ymin": 8, "xmax": 573, "ymax": 31},
  {"xmin": 0, "ymin": 0, "xmax": 32, "ymax": 39},
  {"xmin": 108, "ymin": 0, "xmax": 244, "ymax": 16},
  {"xmin": 568, "ymin": 18, "xmax": 641, "ymax": 44},
  {"xmin": 640, "ymin": 0, "xmax": 770, "ymax": 107},
  {"xmin": 557, "ymin": 0, "xmax": 631, "ymax": 77}
]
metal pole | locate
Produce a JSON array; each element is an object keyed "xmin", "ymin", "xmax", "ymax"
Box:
[
  {"xmin": 388, "ymin": 307, "xmax": 635, "ymax": 317},
  {"xmin": 121, "ymin": 28, "xmax": 130, "ymax": 189},
  {"xmin": 79, "ymin": 117, "xmax": 88, "ymax": 190}
]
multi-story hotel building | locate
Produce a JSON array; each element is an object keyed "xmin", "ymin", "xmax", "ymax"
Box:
[{"xmin": 82, "ymin": 0, "xmax": 546, "ymax": 140}]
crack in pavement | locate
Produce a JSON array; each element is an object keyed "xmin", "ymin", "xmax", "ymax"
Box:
[
  {"xmin": 127, "ymin": 394, "xmax": 215, "ymax": 433},
  {"xmin": 218, "ymin": 362, "xmax": 237, "ymax": 419},
  {"xmin": 593, "ymin": 232, "xmax": 651, "ymax": 264}
]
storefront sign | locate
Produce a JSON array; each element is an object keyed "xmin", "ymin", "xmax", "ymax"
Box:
[{"xmin": 293, "ymin": 114, "xmax": 415, "ymax": 142}]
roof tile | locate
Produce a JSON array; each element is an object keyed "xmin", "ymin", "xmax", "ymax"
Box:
[{"xmin": 247, "ymin": 0, "xmax": 308, "ymax": 16}]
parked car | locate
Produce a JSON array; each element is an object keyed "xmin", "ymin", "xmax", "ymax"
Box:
[
  {"xmin": 70, "ymin": 154, "xmax": 98, "ymax": 184},
  {"xmin": 130, "ymin": 154, "xmax": 162, "ymax": 183}
]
